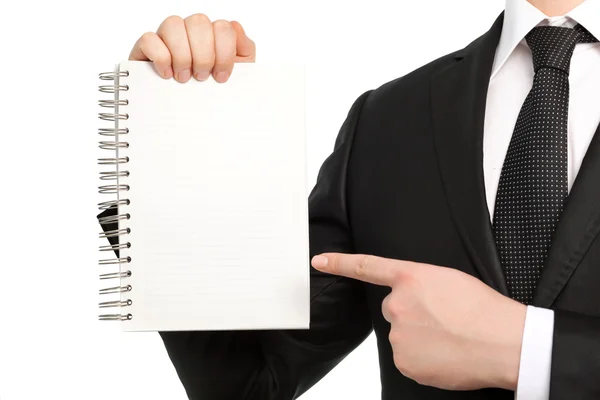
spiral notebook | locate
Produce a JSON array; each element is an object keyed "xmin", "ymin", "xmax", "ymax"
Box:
[{"xmin": 97, "ymin": 60, "xmax": 309, "ymax": 332}]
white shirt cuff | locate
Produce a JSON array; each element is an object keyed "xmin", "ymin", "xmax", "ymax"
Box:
[{"xmin": 514, "ymin": 305, "xmax": 554, "ymax": 400}]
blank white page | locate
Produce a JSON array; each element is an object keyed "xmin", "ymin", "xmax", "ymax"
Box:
[{"xmin": 116, "ymin": 60, "xmax": 309, "ymax": 332}]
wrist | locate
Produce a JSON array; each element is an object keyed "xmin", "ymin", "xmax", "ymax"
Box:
[{"xmin": 485, "ymin": 299, "xmax": 527, "ymax": 390}]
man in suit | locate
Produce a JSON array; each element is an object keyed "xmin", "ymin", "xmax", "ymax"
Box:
[{"xmin": 107, "ymin": 0, "xmax": 599, "ymax": 398}]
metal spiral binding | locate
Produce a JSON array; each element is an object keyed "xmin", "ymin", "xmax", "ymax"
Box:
[{"xmin": 98, "ymin": 69, "xmax": 133, "ymax": 322}]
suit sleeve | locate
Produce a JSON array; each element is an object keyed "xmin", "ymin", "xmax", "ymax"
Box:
[
  {"xmin": 549, "ymin": 309, "xmax": 600, "ymax": 399},
  {"xmin": 97, "ymin": 90, "xmax": 374, "ymax": 400}
]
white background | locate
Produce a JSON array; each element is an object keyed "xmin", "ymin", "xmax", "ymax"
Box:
[{"xmin": 0, "ymin": 1, "xmax": 503, "ymax": 399}]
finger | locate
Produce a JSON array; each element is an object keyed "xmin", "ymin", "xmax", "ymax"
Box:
[
  {"xmin": 231, "ymin": 21, "xmax": 256, "ymax": 61},
  {"xmin": 381, "ymin": 294, "xmax": 394, "ymax": 323},
  {"xmin": 157, "ymin": 15, "xmax": 192, "ymax": 83},
  {"xmin": 184, "ymin": 13, "xmax": 215, "ymax": 81},
  {"xmin": 311, "ymin": 253, "xmax": 404, "ymax": 286},
  {"xmin": 212, "ymin": 20, "xmax": 237, "ymax": 83},
  {"xmin": 129, "ymin": 32, "xmax": 173, "ymax": 79}
]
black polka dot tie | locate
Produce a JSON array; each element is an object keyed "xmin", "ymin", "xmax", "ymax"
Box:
[{"xmin": 492, "ymin": 24, "xmax": 598, "ymax": 305}]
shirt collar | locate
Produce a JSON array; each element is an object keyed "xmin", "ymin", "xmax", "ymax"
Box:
[{"xmin": 491, "ymin": 0, "xmax": 600, "ymax": 79}]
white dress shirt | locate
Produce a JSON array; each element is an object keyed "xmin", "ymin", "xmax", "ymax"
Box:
[{"xmin": 483, "ymin": 0, "xmax": 600, "ymax": 398}]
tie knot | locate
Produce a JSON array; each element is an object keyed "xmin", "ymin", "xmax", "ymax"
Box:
[{"xmin": 526, "ymin": 24, "xmax": 598, "ymax": 74}]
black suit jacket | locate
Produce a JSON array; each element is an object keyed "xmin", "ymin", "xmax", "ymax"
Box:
[{"xmin": 99, "ymin": 12, "xmax": 600, "ymax": 400}]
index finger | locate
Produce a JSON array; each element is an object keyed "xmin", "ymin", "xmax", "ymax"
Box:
[
  {"xmin": 129, "ymin": 32, "xmax": 173, "ymax": 79},
  {"xmin": 311, "ymin": 253, "xmax": 404, "ymax": 286}
]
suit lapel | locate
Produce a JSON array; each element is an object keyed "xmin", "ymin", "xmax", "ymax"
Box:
[
  {"xmin": 430, "ymin": 13, "xmax": 509, "ymax": 296},
  {"xmin": 533, "ymin": 122, "xmax": 600, "ymax": 307}
]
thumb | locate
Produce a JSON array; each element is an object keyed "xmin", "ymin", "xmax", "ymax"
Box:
[{"xmin": 231, "ymin": 21, "xmax": 256, "ymax": 61}]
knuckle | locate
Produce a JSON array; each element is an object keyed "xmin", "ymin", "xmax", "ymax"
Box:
[
  {"xmin": 383, "ymin": 297, "xmax": 400, "ymax": 319},
  {"xmin": 355, "ymin": 255, "xmax": 371, "ymax": 276},
  {"xmin": 137, "ymin": 32, "xmax": 170, "ymax": 64},
  {"xmin": 390, "ymin": 337, "xmax": 427, "ymax": 385},
  {"xmin": 213, "ymin": 19, "xmax": 233, "ymax": 32},
  {"xmin": 411, "ymin": 370, "xmax": 433, "ymax": 387},
  {"xmin": 394, "ymin": 358, "xmax": 418, "ymax": 383},
  {"xmin": 213, "ymin": 61, "xmax": 233, "ymax": 74},
  {"xmin": 162, "ymin": 15, "xmax": 184, "ymax": 29},
  {"xmin": 395, "ymin": 267, "xmax": 417, "ymax": 289},
  {"xmin": 140, "ymin": 31, "xmax": 157, "ymax": 45},
  {"xmin": 387, "ymin": 329, "xmax": 401, "ymax": 345},
  {"xmin": 393, "ymin": 269, "xmax": 406, "ymax": 285},
  {"xmin": 173, "ymin": 50, "xmax": 192, "ymax": 64},
  {"xmin": 185, "ymin": 13, "xmax": 210, "ymax": 25},
  {"xmin": 153, "ymin": 54, "xmax": 171, "ymax": 66},
  {"xmin": 193, "ymin": 58, "xmax": 214, "ymax": 70},
  {"xmin": 192, "ymin": 48, "xmax": 215, "ymax": 67},
  {"xmin": 392, "ymin": 354, "xmax": 408, "ymax": 375}
]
